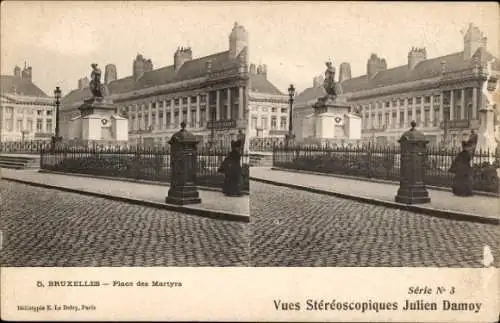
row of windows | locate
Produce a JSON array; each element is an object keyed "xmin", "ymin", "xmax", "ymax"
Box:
[
  {"xmin": 2, "ymin": 107, "xmax": 53, "ymax": 116},
  {"xmin": 250, "ymin": 115, "xmax": 288, "ymax": 130},
  {"xmin": 3, "ymin": 118, "xmax": 53, "ymax": 133},
  {"xmin": 250, "ymin": 106, "xmax": 288, "ymax": 113}
]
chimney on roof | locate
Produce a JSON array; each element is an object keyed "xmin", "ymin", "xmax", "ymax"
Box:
[
  {"xmin": 13, "ymin": 66, "xmax": 21, "ymax": 78},
  {"xmin": 206, "ymin": 59, "xmax": 212, "ymax": 74},
  {"xmin": 229, "ymin": 22, "xmax": 248, "ymax": 59},
  {"xmin": 78, "ymin": 76, "xmax": 90, "ymax": 90},
  {"xmin": 174, "ymin": 47, "xmax": 192, "ymax": 71},
  {"xmin": 339, "ymin": 62, "xmax": 352, "ymax": 82},
  {"xmin": 256, "ymin": 64, "xmax": 267, "ymax": 79},
  {"xmin": 407, "ymin": 47, "xmax": 427, "ymax": 69},
  {"xmin": 313, "ymin": 75, "xmax": 324, "ymax": 88},
  {"xmin": 133, "ymin": 53, "xmax": 152, "ymax": 81},
  {"xmin": 104, "ymin": 64, "xmax": 117, "ymax": 84},
  {"xmin": 463, "ymin": 23, "xmax": 487, "ymax": 60},
  {"xmin": 367, "ymin": 53, "xmax": 387, "ymax": 78},
  {"xmin": 21, "ymin": 63, "xmax": 33, "ymax": 82},
  {"xmin": 249, "ymin": 63, "xmax": 256, "ymax": 74}
]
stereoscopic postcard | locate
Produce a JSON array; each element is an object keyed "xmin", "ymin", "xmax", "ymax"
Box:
[{"xmin": 1, "ymin": 1, "xmax": 498, "ymax": 322}]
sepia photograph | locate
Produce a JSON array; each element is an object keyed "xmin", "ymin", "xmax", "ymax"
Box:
[
  {"xmin": 1, "ymin": 1, "xmax": 250, "ymax": 267},
  {"xmin": 248, "ymin": 3, "xmax": 500, "ymax": 268},
  {"xmin": 0, "ymin": 1, "xmax": 499, "ymax": 322}
]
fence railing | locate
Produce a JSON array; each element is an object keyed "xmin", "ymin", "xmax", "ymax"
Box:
[
  {"xmin": 0, "ymin": 140, "xmax": 52, "ymax": 154},
  {"xmin": 40, "ymin": 146, "xmax": 250, "ymax": 191},
  {"xmin": 273, "ymin": 145, "xmax": 500, "ymax": 193}
]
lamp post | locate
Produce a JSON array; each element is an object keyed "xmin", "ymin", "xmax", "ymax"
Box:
[
  {"xmin": 286, "ymin": 84, "xmax": 296, "ymax": 146},
  {"xmin": 52, "ymin": 86, "xmax": 62, "ymax": 145}
]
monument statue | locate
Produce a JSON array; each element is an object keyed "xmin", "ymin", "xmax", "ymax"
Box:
[
  {"xmin": 89, "ymin": 63, "xmax": 103, "ymax": 98},
  {"xmin": 323, "ymin": 61, "xmax": 343, "ymax": 97}
]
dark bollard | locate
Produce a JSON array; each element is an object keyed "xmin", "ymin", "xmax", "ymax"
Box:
[
  {"xmin": 165, "ymin": 122, "xmax": 202, "ymax": 205},
  {"xmin": 395, "ymin": 121, "xmax": 431, "ymax": 204}
]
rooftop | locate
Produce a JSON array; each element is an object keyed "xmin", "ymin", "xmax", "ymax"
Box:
[
  {"xmin": 296, "ymin": 48, "xmax": 500, "ymax": 104},
  {"xmin": 0, "ymin": 75, "xmax": 49, "ymax": 97}
]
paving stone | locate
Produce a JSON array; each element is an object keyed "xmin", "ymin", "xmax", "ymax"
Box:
[
  {"xmin": 250, "ymin": 181, "xmax": 500, "ymax": 267},
  {"xmin": 0, "ymin": 181, "xmax": 249, "ymax": 267}
]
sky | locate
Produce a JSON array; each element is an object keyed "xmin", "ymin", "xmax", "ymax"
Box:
[{"xmin": 1, "ymin": 1, "xmax": 498, "ymax": 97}]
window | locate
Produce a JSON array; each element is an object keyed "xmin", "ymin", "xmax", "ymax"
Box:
[
  {"xmin": 391, "ymin": 112, "xmax": 397, "ymax": 128},
  {"xmin": 144, "ymin": 115, "xmax": 149, "ymax": 129},
  {"xmin": 152, "ymin": 102, "xmax": 156, "ymax": 110},
  {"xmin": 424, "ymin": 96, "xmax": 431, "ymax": 104},
  {"xmin": 166, "ymin": 100, "xmax": 172, "ymax": 106},
  {"xmin": 280, "ymin": 117, "xmax": 287, "ymax": 130},
  {"xmin": 174, "ymin": 98, "xmax": 180, "ymax": 105},
  {"xmin": 26, "ymin": 119, "xmax": 33, "ymax": 132},
  {"xmin": 46, "ymin": 119, "xmax": 52, "ymax": 132},
  {"xmin": 385, "ymin": 113, "xmax": 390, "ymax": 127},
  {"xmin": 377, "ymin": 113, "xmax": 382, "ymax": 128},
  {"xmin": 408, "ymin": 98, "xmax": 413, "ymax": 105},
  {"xmin": 174, "ymin": 112, "xmax": 179, "ymax": 126},
  {"xmin": 271, "ymin": 116, "xmax": 277, "ymax": 129},
  {"xmin": 433, "ymin": 95, "xmax": 440, "ymax": 104},
  {"xmin": 166, "ymin": 112, "xmax": 172, "ymax": 126},
  {"xmin": 251, "ymin": 116, "xmax": 258, "ymax": 129},
  {"xmin": 191, "ymin": 110, "xmax": 196, "ymax": 127},
  {"xmin": 271, "ymin": 107, "xmax": 277, "ymax": 113},
  {"xmin": 424, "ymin": 110, "xmax": 430, "ymax": 126},
  {"xmin": 37, "ymin": 110, "xmax": 43, "ymax": 116},
  {"xmin": 399, "ymin": 99, "xmax": 405, "ymax": 106},
  {"xmin": 182, "ymin": 98, "xmax": 188, "ymax": 105},
  {"xmin": 262, "ymin": 117, "xmax": 268, "ymax": 130},
  {"xmin": 416, "ymin": 97, "xmax": 421, "ymax": 104},
  {"xmin": 399, "ymin": 112, "xmax": 404, "ymax": 128},
  {"xmin": 433, "ymin": 109, "xmax": 439, "ymax": 126},
  {"xmin": 385, "ymin": 102, "xmax": 390, "ymax": 108},
  {"xmin": 281, "ymin": 108, "xmax": 287, "ymax": 113},
  {"xmin": 416, "ymin": 111, "xmax": 421, "ymax": 125},
  {"xmin": 199, "ymin": 109, "xmax": 206, "ymax": 126},
  {"xmin": 16, "ymin": 119, "xmax": 23, "ymax": 131}
]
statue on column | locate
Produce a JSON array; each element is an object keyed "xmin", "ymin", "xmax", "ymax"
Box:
[{"xmin": 89, "ymin": 63, "xmax": 103, "ymax": 98}]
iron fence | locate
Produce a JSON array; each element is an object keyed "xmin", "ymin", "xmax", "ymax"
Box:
[
  {"xmin": 273, "ymin": 145, "xmax": 500, "ymax": 193},
  {"xmin": 0, "ymin": 140, "xmax": 52, "ymax": 154},
  {"xmin": 40, "ymin": 146, "xmax": 250, "ymax": 191}
]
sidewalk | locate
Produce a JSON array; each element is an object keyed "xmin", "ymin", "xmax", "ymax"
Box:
[
  {"xmin": 250, "ymin": 167, "xmax": 499, "ymax": 224},
  {"xmin": 1, "ymin": 168, "xmax": 249, "ymax": 222}
]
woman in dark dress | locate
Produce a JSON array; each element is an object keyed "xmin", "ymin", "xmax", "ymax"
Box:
[
  {"xmin": 218, "ymin": 140, "xmax": 243, "ymax": 197},
  {"xmin": 449, "ymin": 141, "xmax": 474, "ymax": 196}
]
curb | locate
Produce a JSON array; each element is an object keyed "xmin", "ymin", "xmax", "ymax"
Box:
[
  {"xmin": 37, "ymin": 169, "xmax": 250, "ymax": 195},
  {"xmin": 249, "ymin": 176, "xmax": 499, "ymax": 225},
  {"xmin": 270, "ymin": 167, "xmax": 500, "ymax": 198},
  {"xmin": 2, "ymin": 177, "xmax": 249, "ymax": 223}
]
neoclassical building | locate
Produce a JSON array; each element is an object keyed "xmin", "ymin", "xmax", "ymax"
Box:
[
  {"xmin": 61, "ymin": 22, "xmax": 249, "ymax": 148},
  {"xmin": 248, "ymin": 63, "xmax": 289, "ymax": 138},
  {"xmin": 0, "ymin": 64, "xmax": 55, "ymax": 142},
  {"xmin": 294, "ymin": 23, "xmax": 499, "ymax": 146}
]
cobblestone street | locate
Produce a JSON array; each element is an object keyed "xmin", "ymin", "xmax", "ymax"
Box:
[
  {"xmin": 0, "ymin": 181, "xmax": 249, "ymax": 267},
  {"xmin": 250, "ymin": 181, "xmax": 500, "ymax": 267}
]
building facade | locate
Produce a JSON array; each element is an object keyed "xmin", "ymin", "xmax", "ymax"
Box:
[
  {"xmin": 294, "ymin": 23, "xmax": 500, "ymax": 146},
  {"xmin": 0, "ymin": 64, "xmax": 55, "ymax": 142},
  {"xmin": 61, "ymin": 22, "xmax": 249, "ymax": 149},
  {"xmin": 247, "ymin": 63, "xmax": 289, "ymax": 138}
]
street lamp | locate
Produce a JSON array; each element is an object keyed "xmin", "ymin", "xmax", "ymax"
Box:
[
  {"xmin": 52, "ymin": 86, "xmax": 62, "ymax": 145},
  {"xmin": 286, "ymin": 84, "xmax": 296, "ymax": 145}
]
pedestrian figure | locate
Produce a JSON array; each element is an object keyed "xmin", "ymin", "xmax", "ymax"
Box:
[
  {"xmin": 218, "ymin": 140, "xmax": 243, "ymax": 197},
  {"xmin": 237, "ymin": 129, "xmax": 246, "ymax": 155},
  {"xmin": 466, "ymin": 129, "xmax": 478, "ymax": 157},
  {"xmin": 448, "ymin": 141, "xmax": 474, "ymax": 197}
]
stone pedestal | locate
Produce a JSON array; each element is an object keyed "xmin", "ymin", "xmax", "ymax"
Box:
[
  {"xmin": 477, "ymin": 104, "xmax": 497, "ymax": 154},
  {"xmin": 70, "ymin": 97, "xmax": 128, "ymax": 142},
  {"xmin": 165, "ymin": 123, "xmax": 202, "ymax": 205},
  {"xmin": 312, "ymin": 95, "xmax": 361, "ymax": 140},
  {"xmin": 395, "ymin": 122, "xmax": 431, "ymax": 204}
]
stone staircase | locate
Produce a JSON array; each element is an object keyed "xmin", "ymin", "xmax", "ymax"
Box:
[
  {"xmin": 249, "ymin": 152, "xmax": 274, "ymax": 167},
  {"xmin": 0, "ymin": 155, "xmax": 40, "ymax": 170}
]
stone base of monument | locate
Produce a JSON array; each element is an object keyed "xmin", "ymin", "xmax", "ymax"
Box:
[
  {"xmin": 395, "ymin": 185, "xmax": 431, "ymax": 204},
  {"xmin": 166, "ymin": 186, "xmax": 202, "ymax": 205}
]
